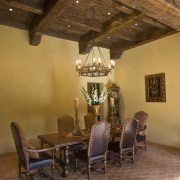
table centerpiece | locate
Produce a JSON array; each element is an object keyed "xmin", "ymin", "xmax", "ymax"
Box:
[{"xmin": 81, "ymin": 85, "xmax": 111, "ymax": 121}]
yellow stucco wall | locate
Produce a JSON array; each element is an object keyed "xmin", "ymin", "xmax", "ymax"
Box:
[
  {"xmin": 1, "ymin": 24, "xmax": 179, "ymax": 154},
  {"xmin": 115, "ymin": 32, "xmax": 180, "ymax": 148},
  {"xmin": 0, "ymin": 25, "xmax": 115, "ymax": 154}
]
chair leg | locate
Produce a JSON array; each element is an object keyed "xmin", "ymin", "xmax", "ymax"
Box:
[
  {"xmin": 104, "ymin": 159, "xmax": 107, "ymax": 174},
  {"xmin": 134, "ymin": 140, "xmax": 137, "ymax": 154},
  {"xmin": 51, "ymin": 164, "xmax": 55, "ymax": 180},
  {"xmin": 30, "ymin": 175, "xmax": 33, "ymax": 180},
  {"xmin": 119, "ymin": 148, "xmax": 122, "ymax": 167},
  {"xmin": 18, "ymin": 163, "xmax": 21, "ymax": 177},
  {"xmin": 87, "ymin": 161, "xmax": 91, "ymax": 180},
  {"xmin": 26, "ymin": 172, "xmax": 32, "ymax": 180},
  {"xmin": 135, "ymin": 146, "xmax": 137, "ymax": 154},
  {"xmin": 144, "ymin": 139, "xmax": 147, "ymax": 151},
  {"xmin": 75, "ymin": 158, "xmax": 78, "ymax": 172},
  {"xmin": 132, "ymin": 151, "xmax": 134, "ymax": 164}
]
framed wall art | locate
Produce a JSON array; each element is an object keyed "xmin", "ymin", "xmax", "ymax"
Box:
[{"xmin": 145, "ymin": 73, "xmax": 166, "ymax": 102}]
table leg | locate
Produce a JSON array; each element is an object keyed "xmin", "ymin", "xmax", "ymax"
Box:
[{"xmin": 59, "ymin": 146, "xmax": 69, "ymax": 177}]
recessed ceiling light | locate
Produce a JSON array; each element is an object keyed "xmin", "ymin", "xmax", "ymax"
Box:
[
  {"xmin": 107, "ymin": 12, "xmax": 111, "ymax": 15},
  {"xmin": 9, "ymin": 8, "xmax": 13, "ymax": 12},
  {"xmin": 67, "ymin": 25, "xmax": 71, "ymax": 28},
  {"xmin": 135, "ymin": 23, "xmax": 138, "ymax": 26},
  {"xmin": 76, "ymin": 0, "xmax": 79, "ymax": 3},
  {"xmin": 108, "ymin": 36, "xmax": 111, "ymax": 39}
]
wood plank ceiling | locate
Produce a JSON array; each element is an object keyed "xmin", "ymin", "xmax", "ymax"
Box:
[{"xmin": 0, "ymin": 0, "xmax": 179, "ymax": 59}]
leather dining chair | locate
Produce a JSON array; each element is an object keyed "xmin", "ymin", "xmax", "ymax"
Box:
[
  {"xmin": 57, "ymin": 114, "xmax": 74, "ymax": 136},
  {"xmin": 75, "ymin": 121, "xmax": 111, "ymax": 179},
  {"xmin": 134, "ymin": 111, "xmax": 149, "ymax": 151},
  {"xmin": 10, "ymin": 121, "xmax": 55, "ymax": 179},
  {"xmin": 108, "ymin": 118, "xmax": 139, "ymax": 167},
  {"xmin": 57, "ymin": 114, "xmax": 84, "ymax": 155},
  {"xmin": 84, "ymin": 113, "xmax": 96, "ymax": 132}
]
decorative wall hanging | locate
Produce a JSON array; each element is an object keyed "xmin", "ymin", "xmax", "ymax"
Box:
[{"xmin": 145, "ymin": 73, "xmax": 166, "ymax": 102}]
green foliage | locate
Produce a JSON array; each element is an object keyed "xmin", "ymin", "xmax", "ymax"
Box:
[{"xmin": 81, "ymin": 85, "xmax": 111, "ymax": 106}]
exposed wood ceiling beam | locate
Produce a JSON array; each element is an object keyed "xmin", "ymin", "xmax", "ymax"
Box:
[
  {"xmin": 114, "ymin": 5, "xmax": 134, "ymax": 15},
  {"xmin": 116, "ymin": 0, "xmax": 180, "ymax": 31},
  {"xmin": 79, "ymin": 12, "xmax": 145, "ymax": 54},
  {"xmin": 107, "ymin": 0, "xmax": 134, "ymax": 15},
  {"xmin": 110, "ymin": 28, "xmax": 177, "ymax": 53},
  {"xmin": 30, "ymin": 0, "xmax": 71, "ymax": 46},
  {"xmin": 110, "ymin": 50, "xmax": 123, "ymax": 60},
  {"xmin": 1, "ymin": 0, "xmax": 43, "ymax": 15},
  {"xmin": 0, "ymin": 0, "xmax": 178, "ymax": 53},
  {"xmin": 141, "ymin": 16, "xmax": 167, "ymax": 30},
  {"xmin": 29, "ymin": 32, "xmax": 42, "ymax": 46},
  {"xmin": 0, "ymin": 18, "xmax": 28, "ymax": 30},
  {"xmin": 56, "ymin": 18, "xmax": 102, "ymax": 32},
  {"xmin": 102, "ymin": 12, "xmax": 144, "ymax": 33},
  {"xmin": 44, "ymin": 30, "xmax": 79, "ymax": 42},
  {"xmin": 164, "ymin": 0, "xmax": 180, "ymax": 8}
]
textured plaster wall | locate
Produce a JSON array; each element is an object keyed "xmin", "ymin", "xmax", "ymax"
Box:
[
  {"xmin": 0, "ymin": 25, "xmax": 115, "ymax": 154},
  {"xmin": 115, "ymin": 32, "xmax": 180, "ymax": 148}
]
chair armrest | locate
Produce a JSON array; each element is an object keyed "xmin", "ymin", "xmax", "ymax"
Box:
[
  {"xmin": 138, "ymin": 125, "xmax": 147, "ymax": 131},
  {"xmin": 25, "ymin": 146, "xmax": 55, "ymax": 153},
  {"xmin": 137, "ymin": 125, "xmax": 147, "ymax": 136}
]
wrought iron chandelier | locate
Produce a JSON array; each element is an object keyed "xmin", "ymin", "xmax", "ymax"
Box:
[{"xmin": 76, "ymin": 7, "xmax": 115, "ymax": 77}]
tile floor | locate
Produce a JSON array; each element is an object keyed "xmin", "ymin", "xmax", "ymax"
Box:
[{"xmin": 0, "ymin": 142, "xmax": 180, "ymax": 180}]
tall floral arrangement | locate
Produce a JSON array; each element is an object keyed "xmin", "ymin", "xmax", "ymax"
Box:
[{"xmin": 81, "ymin": 85, "xmax": 111, "ymax": 106}]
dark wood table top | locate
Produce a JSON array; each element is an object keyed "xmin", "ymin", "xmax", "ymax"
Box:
[
  {"xmin": 38, "ymin": 132, "xmax": 89, "ymax": 148},
  {"xmin": 38, "ymin": 128, "xmax": 122, "ymax": 148}
]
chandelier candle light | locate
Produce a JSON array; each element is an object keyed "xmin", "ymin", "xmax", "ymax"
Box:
[
  {"xmin": 76, "ymin": 50, "xmax": 115, "ymax": 77},
  {"xmin": 72, "ymin": 98, "xmax": 81, "ymax": 136},
  {"xmin": 75, "ymin": 7, "xmax": 115, "ymax": 77},
  {"xmin": 110, "ymin": 97, "xmax": 114, "ymax": 107}
]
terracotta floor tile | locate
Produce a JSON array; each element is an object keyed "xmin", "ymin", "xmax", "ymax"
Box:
[{"xmin": 0, "ymin": 142, "xmax": 180, "ymax": 180}]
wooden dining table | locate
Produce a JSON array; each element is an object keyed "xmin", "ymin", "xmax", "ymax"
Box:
[{"xmin": 38, "ymin": 128, "xmax": 121, "ymax": 177}]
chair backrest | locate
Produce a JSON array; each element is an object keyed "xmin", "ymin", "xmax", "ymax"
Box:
[
  {"xmin": 134, "ymin": 111, "xmax": 149, "ymax": 127},
  {"xmin": 134, "ymin": 111, "xmax": 149, "ymax": 135},
  {"xmin": 120, "ymin": 118, "xmax": 139, "ymax": 149},
  {"xmin": 88, "ymin": 121, "xmax": 111, "ymax": 158},
  {"xmin": 10, "ymin": 121, "xmax": 29, "ymax": 165},
  {"xmin": 84, "ymin": 113, "xmax": 95, "ymax": 131},
  {"xmin": 57, "ymin": 115, "xmax": 74, "ymax": 134}
]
